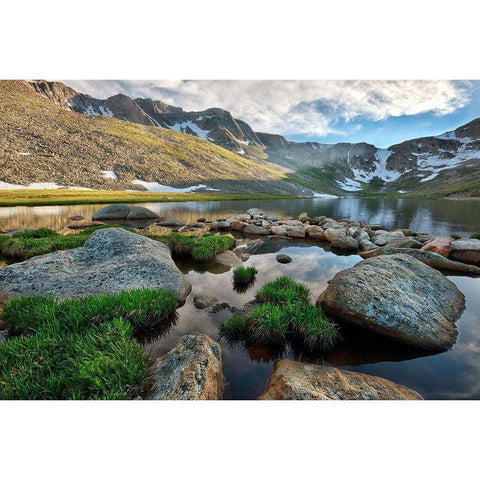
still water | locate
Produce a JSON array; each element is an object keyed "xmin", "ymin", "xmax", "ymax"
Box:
[
  {"xmin": 1, "ymin": 197, "xmax": 480, "ymax": 236},
  {"xmin": 1, "ymin": 197, "xmax": 479, "ymax": 399}
]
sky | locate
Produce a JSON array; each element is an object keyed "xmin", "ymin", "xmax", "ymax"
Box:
[{"xmin": 63, "ymin": 80, "xmax": 480, "ymax": 148}]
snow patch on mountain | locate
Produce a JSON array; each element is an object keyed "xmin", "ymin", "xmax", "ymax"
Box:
[
  {"xmin": 101, "ymin": 170, "xmax": 118, "ymax": 180},
  {"xmin": 169, "ymin": 121, "xmax": 211, "ymax": 140},
  {"xmin": 132, "ymin": 180, "xmax": 219, "ymax": 193}
]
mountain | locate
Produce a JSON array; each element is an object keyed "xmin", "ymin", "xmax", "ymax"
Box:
[
  {"xmin": 258, "ymin": 121, "xmax": 480, "ymax": 197},
  {"xmin": 3, "ymin": 79, "xmax": 480, "ymax": 198},
  {"xmin": 0, "ymin": 80, "xmax": 312, "ymax": 195}
]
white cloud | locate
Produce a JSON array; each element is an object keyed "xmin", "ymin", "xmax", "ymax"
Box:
[{"xmin": 62, "ymin": 80, "xmax": 472, "ymax": 137}]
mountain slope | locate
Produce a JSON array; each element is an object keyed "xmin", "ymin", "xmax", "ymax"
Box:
[{"xmin": 0, "ymin": 81, "xmax": 312, "ymax": 194}]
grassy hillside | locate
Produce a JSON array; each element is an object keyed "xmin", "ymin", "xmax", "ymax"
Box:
[{"xmin": 0, "ymin": 81, "xmax": 302, "ymax": 194}]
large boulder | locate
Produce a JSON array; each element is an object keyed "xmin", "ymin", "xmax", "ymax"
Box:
[
  {"xmin": 317, "ymin": 254, "xmax": 465, "ymax": 351},
  {"xmin": 92, "ymin": 203, "xmax": 158, "ymax": 220},
  {"xmin": 387, "ymin": 237, "xmax": 423, "ymax": 249},
  {"xmin": 0, "ymin": 228, "xmax": 191, "ymax": 301},
  {"xmin": 286, "ymin": 225, "xmax": 305, "ymax": 238},
  {"xmin": 359, "ymin": 247, "xmax": 480, "ymax": 275},
  {"xmin": 304, "ymin": 225, "xmax": 327, "ymax": 240},
  {"xmin": 150, "ymin": 334, "xmax": 224, "ymax": 400},
  {"xmin": 258, "ymin": 360, "xmax": 422, "ymax": 400},
  {"xmin": 421, "ymin": 237, "xmax": 452, "ymax": 257},
  {"xmin": 331, "ymin": 235, "xmax": 359, "ymax": 251},
  {"xmin": 451, "ymin": 239, "xmax": 480, "ymax": 265}
]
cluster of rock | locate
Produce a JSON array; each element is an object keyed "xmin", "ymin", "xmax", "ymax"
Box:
[
  {"xmin": 148, "ymin": 336, "xmax": 422, "ymax": 400},
  {"xmin": 207, "ymin": 208, "xmax": 480, "ymax": 274}
]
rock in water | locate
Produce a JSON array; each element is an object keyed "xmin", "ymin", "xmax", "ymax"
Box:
[
  {"xmin": 258, "ymin": 360, "xmax": 422, "ymax": 400},
  {"xmin": 317, "ymin": 254, "xmax": 465, "ymax": 351},
  {"xmin": 276, "ymin": 254, "xmax": 292, "ymax": 264},
  {"xmin": 359, "ymin": 247, "xmax": 480, "ymax": 275},
  {"xmin": 150, "ymin": 334, "xmax": 224, "ymax": 400},
  {"xmin": 92, "ymin": 203, "xmax": 158, "ymax": 220},
  {"xmin": 193, "ymin": 293, "xmax": 218, "ymax": 309},
  {"xmin": 0, "ymin": 228, "xmax": 191, "ymax": 301},
  {"xmin": 421, "ymin": 237, "xmax": 452, "ymax": 257}
]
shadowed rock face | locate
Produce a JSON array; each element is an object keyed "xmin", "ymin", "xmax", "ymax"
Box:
[
  {"xmin": 150, "ymin": 334, "xmax": 224, "ymax": 400},
  {"xmin": 258, "ymin": 360, "xmax": 422, "ymax": 400},
  {"xmin": 0, "ymin": 228, "xmax": 191, "ymax": 301},
  {"xmin": 317, "ymin": 254, "xmax": 465, "ymax": 351}
]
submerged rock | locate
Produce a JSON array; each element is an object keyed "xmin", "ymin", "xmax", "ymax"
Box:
[
  {"xmin": 258, "ymin": 360, "xmax": 422, "ymax": 400},
  {"xmin": 214, "ymin": 250, "xmax": 242, "ymax": 267},
  {"xmin": 276, "ymin": 254, "xmax": 292, "ymax": 264},
  {"xmin": 359, "ymin": 247, "xmax": 480, "ymax": 274},
  {"xmin": 193, "ymin": 293, "xmax": 219, "ymax": 309},
  {"xmin": 92, "ymin": 203, "xmax": 158, "ymax": 220},
  {"xmin": 156, "ymin": 217, "xmax": 187, "ymax": 227},
  {"xmin": 317, "ymin": 254, "xmax": 465, "ymax": 351},
  {"xmin": 0, "ymin": 228, "xmax": 191, "ymax": 301},
  {"xmin": 150, "ymin": 334, "xmax": 224, "ymax": 400}
]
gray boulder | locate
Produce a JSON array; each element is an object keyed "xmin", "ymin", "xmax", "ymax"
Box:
[
  {"xmin": 359, "ymin": 247, "xmax": 480, "ymax": 275},
  {"xmin": 244, "ymin": 224, "xmax": 270, "ymax": 235},
  {"xmin": 150, "ymin": 334, "xmax": 224, "ymax": 400},
  {"xmin": 451, "ymin": 238, "xmax": 480, "ymax": 252},
  {"xmin": 331, "ymin": 235, "xmax": 359, "ymax": 251},
  {"xmin": 92, "ymin": 203, "xmax": 158, "ymax": 220},
  {"xmin": 317, "ymin": 254, "xmax": 465, "ymax": 351},
  {"xmin": 0, "ymin": 228, "xmax": 191, "ymax": 301}
]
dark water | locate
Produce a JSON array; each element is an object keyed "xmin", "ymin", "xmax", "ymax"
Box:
[
  {"xmin": 1, "ymin": 197, "xmax": 480, "ymax": 236},
  {"xmin": 1, "ymin": 197, "xmax": 480, "ymax": 399}
]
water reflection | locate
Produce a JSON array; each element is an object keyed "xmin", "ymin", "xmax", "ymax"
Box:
[{"xmin": 2, "ymin": 197, "xmax": 480, "ymax": 236}]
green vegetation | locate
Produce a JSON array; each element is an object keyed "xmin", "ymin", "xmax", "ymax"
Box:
[
  {"xmin": 233, "ymin": 266, "xmax": 257, "ymax": 284},
  {"xmin": 0, "ymin": 289, "xmax": 179, "ymax": 399},
  {"xmin": 256, "ymin": 276, "xmax": 310, "ymax": 305},
  {"xmin": 0, "ymin": 318, "xmax": 149, "ymax": 400},
  {"xmin": 152, "ymin": 232, "xmax": 235, "ymax": 262},
  {"xmin": 2, "ymin": 289, "xmax": 178, "ymax": 335},
  {"xmin": 220, "ymin": 276, "xmax": 338, "ymax": 350},
  {"xmin": 0, "ymin": 226, "xmax": 234, "ymax": 263},
  {"xmin": 451, "ymin": 233, "xmax": 462, "ymax": 240},
  {"xmin": 0, "ymin": 225, "xmax": 124, "ymax": 260},
  {"xmin": 0, "ymin": 189, "xmax": 300, "ymax": 208},
  {"xmin": 470, "ymin": 232, "xmax": 480, "ymax": 239}
]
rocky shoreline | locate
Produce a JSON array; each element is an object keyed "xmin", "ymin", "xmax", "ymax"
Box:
[{"xmin": 1, "ymin": 203, "xmax": 477, "ymax": 400}]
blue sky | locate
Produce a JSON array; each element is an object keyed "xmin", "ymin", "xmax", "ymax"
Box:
[{"xmin": 64, "ymin": 80, "xmax": 480, "ymax": 148}]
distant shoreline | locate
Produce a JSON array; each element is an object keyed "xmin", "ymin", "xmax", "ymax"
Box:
[{"xmin": 0, "ymin": 189, "xmax": 302, "ymax": 207}]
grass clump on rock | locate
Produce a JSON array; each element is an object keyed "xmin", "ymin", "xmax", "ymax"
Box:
[
  {"xmin": 0, "ymin": 225, "xmax": 127, "ymax": 261},
  {"xmin": 233, "ymin": 266, "xmax": 257, "ymax": 284},
  {"xmin": 220, "ymin": 276, "xmax": 338, "ymax": 350},
  {"xmin": 451, "ymin": 233, "xmax": 462, "ymax": 240},
  {"xmin": 153, "ymin": 232, "xmax": 235, "ymax": 262},
  {"xmin": 2, "ymin": 288, "xmax": 178, "ymax": 335},
  {"xmin": 470, "ymin": 232, "xmax": 480, "ymax": 240}
]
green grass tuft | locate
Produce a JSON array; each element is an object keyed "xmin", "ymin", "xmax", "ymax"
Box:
[
  {"xmin": 470, "ymin": 232, "xmax": 480, "ymax": 239},
  {"xmin": 289, "ymin": 303, "xmax": 339, "ymax": 350},
  {"xmin": 233, "ymin": 266, "xmax": 257, "ymax": 284},
  {"xmin": 256, "ymin": 276, "xmax": 310, "ymax": 305},
  {"xmin": 153, "ymin": 232, "xmax": 235, "ymax": 262},
  {"xmin": 11, "ymin": 228, "xmax": 58, "ymax": 239},
  {"xmin": 2, "ymin": 289, "xmax": 178, "ymax": 336},
  {"xmin": 451, "ymin": 233, "xmax": 462, "ymax": 240},
  {"xmin": 220, "ymin": 276, "xmax": 338, "ymax": 350},
  {"xmin": 0, "ymin": 318, "xmax": 149, "ymax": 400},
  {"xmin": 246, "ymin": 304, "xmax": 289, "ymax": 345},
  {"xmin": 218, "ymin": 314, "xmax": 248, "ymax": 340}
]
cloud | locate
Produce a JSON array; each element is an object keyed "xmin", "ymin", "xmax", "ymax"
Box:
[{"xmin": 62, "ymin": 80, "xmax": 473, "ymax": 138}]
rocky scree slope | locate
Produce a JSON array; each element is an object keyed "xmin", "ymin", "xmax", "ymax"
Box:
[{"xmin": 0, "ymin": 80, "xmax": 310, "ymax": 194}]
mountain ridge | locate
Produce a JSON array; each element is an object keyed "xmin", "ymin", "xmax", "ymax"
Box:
[{"xmin": 4, "ymin": 80, "xmax": 480, "ymax": 198}]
